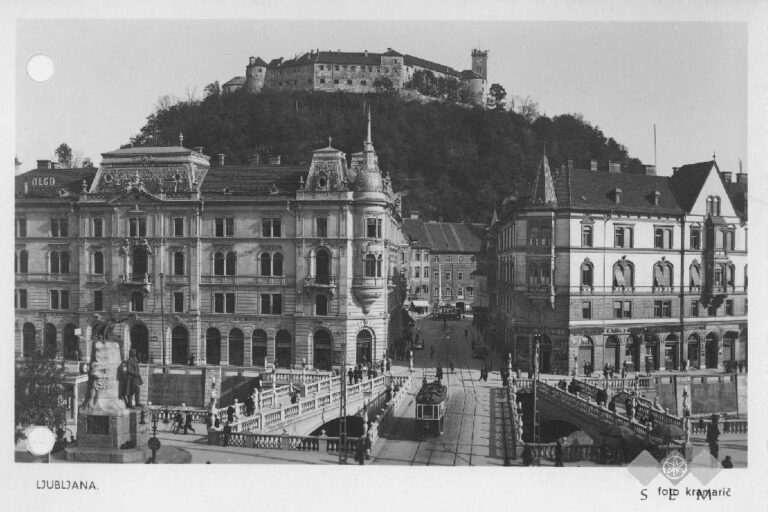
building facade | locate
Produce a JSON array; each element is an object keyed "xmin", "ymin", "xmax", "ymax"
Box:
[
  {"xmin": 401, "ymin": 215, "xmax": 485, "ymax": 311},
  {"xmin": 222, "ymin": 48, "xmax": 488, "ymax": 106},
  {"xmin": 491, "ymin": 152, "xmax": 747, "ymax": 376},
  {"xmin": 15, "ymin": 119, "xmax": 409, "ymax": 370}
]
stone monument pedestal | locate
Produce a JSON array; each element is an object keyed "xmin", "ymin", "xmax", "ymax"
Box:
[
  {"xmin": 65, "ymin": 337, "xmax": 150, "ymax": 463},
  {"xmin": 66, "ymin": 409, "xmax": 150, "ymax": 463}
]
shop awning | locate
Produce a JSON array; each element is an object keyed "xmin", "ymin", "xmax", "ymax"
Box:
[{"xmin": 412, "ymin": 300, "xmax": 430, "ymax": 308}]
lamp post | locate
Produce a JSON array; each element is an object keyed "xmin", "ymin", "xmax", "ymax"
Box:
[
  {"xmin": 335, "ymin": 329, "xmax": 347, "ymax": 464},
  {"xmin": 533, "ymin": 334, "xmax": 541, "ymax": 465}
]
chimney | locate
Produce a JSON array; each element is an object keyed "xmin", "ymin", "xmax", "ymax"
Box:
[
  {"xmin": 590, "ymin": 159, "xmax": 598, "ymax": 172},
  {"xmin": 249, "ymin": 56, "xmax": 256, "ymax": 66},
  {"xmin": 644, "ymin": 165, "xmax": 657, "ymax": 176},
  {"xmin": 566, "ymin": 159, "xmax": 574, "ymax": 172},
  {"xmin": 736, "ymin": 173, "xmax": 748, "ymax": 184},
  {"xmin": 218, "ymin": 153, "xmax": 226, "ymax": 166},
  {"xmin": 268, "ymin": 155, "xmax": 281, "ymax": 165},
  {"xmin": 37, "ymin": 159, "xmax": 52, "ymax": 170},
  {"xmin": 365, "ymin": 50, "xmax": 368, "ymax": 57},
  {"xmin": 194, "ymin": 146, "xmax": 204, "ymax": 154},
  {"xmin": 608, "ymin": 161, "xmax": 621, "ymax": 173},
  {"xmin": 672, "ymin": 167, "xmax": 680, "ymax": 175},
  {"xmin": 721, "ymin": 171, "xmax": 732, "ymax": 183},
  {"xmin": 410, "ymin": 210, "xmax": 419, "ymax": 219}
]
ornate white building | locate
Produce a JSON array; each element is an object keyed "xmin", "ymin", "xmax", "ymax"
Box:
[{"xmin": 15, "ymin": 116, "xmax": 409, "ymax": 370}]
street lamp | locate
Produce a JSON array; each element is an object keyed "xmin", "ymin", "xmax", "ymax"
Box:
[
  {"xmin": 159, "ymin": 273, "xmax": 165, "ymax": 367},
  {"xmin": 532, "ymin": 334, "xmax": 541, "ymax": 465}
]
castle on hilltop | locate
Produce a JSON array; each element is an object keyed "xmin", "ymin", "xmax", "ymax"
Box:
[{"xmin": 223, "ymin": 48, "xmax": 488, "ymax": 105}]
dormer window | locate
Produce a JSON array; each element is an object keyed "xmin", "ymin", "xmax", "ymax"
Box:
[
  {"xmin": 613, "ymin": 188, "xmax": 622, "ymax": 204},
  {"xmin": 653, "ymin": 190, "xmax": 661, "ymax": 206}
]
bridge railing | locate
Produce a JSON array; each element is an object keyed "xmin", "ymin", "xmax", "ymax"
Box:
[
  {"xmin": 613, "ymin": 389, "xmax": 685, "ymax": 429},
  {"xmin": 207, "ymin": 430, "xmax": 361, "ymax": 453},
  {"xmin": 534, "ymin": 380, "xmax": 683, "ymax": 448},
  {"xmin": 525, "ymin": 442, "xmax": 625, "ymax": 464},
  {"xmin": 690, "ymin": 419, "xmax": 748, "ymax": 435}
]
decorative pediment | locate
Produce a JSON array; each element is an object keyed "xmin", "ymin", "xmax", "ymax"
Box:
[
  {"xmin": 106, "ymin": 185, "xmax": 164, "ymax": 205},
  {"xmin": 92, "ymin": 165, "xmax": 194, "ymax": 195}
]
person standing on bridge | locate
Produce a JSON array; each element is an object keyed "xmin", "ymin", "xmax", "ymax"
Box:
[
  {"xmin": 348, "ymin": 367, "xmax": 354, "ymax": 385},
  {"xmin": 435, "ymin": 363, "xmax": 443, "ymax": 383},
  {"xmin": 555, "ymin": 438, "xmax": 564, "ymax": 467},
  {"xmin": 448, "ymin": 357, "xmax": 455, "ymax": 374}
]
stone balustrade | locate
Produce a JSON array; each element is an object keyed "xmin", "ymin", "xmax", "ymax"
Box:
[
  {"xmin": 525, "ymin": 442, "xmax": 625, "ymax": 464},
  {"xmin": 690, "ymin": 419, "xmax": 747, "ymax": 435},
  {"xmin": 613, "ymin": 389, "xmax": 685, "ymax": 429}
]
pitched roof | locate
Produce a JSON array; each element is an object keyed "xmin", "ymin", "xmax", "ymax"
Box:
[
  {"xmin": 15, "ymin": 168, "xmax": 97, "ymax": 198},
  {"xmin": 402, "ymin": 219, "xmax": 485, "ymax": 253},
  {"xmin": 382, "ymin": 49, "xmax": 403, "ymax": 57},
  {"xmin": 555, "ymin": 169, "xmax": 683, "ymax": 215},
  {"xmin": 403, "ymin": 54, "xmax": 461, "ymax": 78},
  {"xmin": 200, "ymin": 164, "xmax": 307, "ymax": 198},
  {"xmin": 101, "ymin": 146, "xmax": 196, "ymax": 157},
  {"xmin": 222, "ymin": 76, "xmax": 246, "ymax": 86},
  {"xmin": 667, "ymin": 161, "xmax": 716, "ymax": 212},
  {"xmin": 726, "ymin": 180, "xmax": 748, "ymax": 219},
  {"xmin": 251, "ymin": 57, "xmax": 268, "ymax": 67}
]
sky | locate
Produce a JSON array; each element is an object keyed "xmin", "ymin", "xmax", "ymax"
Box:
[{"xmin": 15, "ymin": 19, "xmax": 747, "ymax": 176}]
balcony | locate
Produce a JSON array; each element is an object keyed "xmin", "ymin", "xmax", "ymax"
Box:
[
  {"xmin": 119, "ymin": 273, "xmax": 152, "ymax": 288},
  {"xmin": 303, "ymin": 275, "xmax": 338, "ymax": 299},
  {"xmin": 351, "ymin": 276, "xmax": 386, "ymax": 314}
]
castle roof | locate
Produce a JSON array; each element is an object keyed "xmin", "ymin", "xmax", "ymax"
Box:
[
  {"xmin": 461, "ymin": 70, "xmax": 484, "ymax": 80},
  {"xmin": 250, "ymin": 57, "xmax": 268, "ymax": 67},
  {"xmin": 222, "ymin": 76, "xmax": 246, "ymax": 86},
  {"xmin": 403, "ymin": 54, "xmax": 461, "ymax": 78}
]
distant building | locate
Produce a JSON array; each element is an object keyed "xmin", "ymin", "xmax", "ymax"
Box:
[
  {"xmin": 490, "ymin": 153, "xmax": 747, "ymax": 376},
  {"xmin": 223, "ymin": 48, "xmax": 489, "ymax": 106},
  {"xmin": 15, "ymin": 117, "xmax": 409, "ymax": 370},
  {"xmin": 401, "ymin": 213, "xmax": 485, "ymax": 312}
]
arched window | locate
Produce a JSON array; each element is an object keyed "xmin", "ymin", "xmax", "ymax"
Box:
[
  {"xmin": 581, "ymin": 260, "xmax": 593, "ymax": 288},
  {"xmin": 653, "ymin": 261, "xmax": 673, "ymax": 289},
  {"xmin": 94, "ymin": 251, "xmax": 104, "ymax": 274},
  {"xmin": 316, "ymin": 248, "xmax": 331, "ymax": 284},
  {"xmin": 60, "ymin": 251, "xmax": 70, "ymax": 273},
  {"xmin": 457, "ymin": 286, "xmax": 464, "ymax": 297},
  {"xmin": 171, "ymin": 326, "xmax": 189, "ymax": 365},
  {"xmin": 18, "ymin": 250, "xmax": 28, "ymax": 273},
  {"xmin": 613, "ymin": 260, "xmax": 634, "ymax": 289},
  {"xmin": 225, "ymin": 252, "xmax": 236, "ymax": 275},
  {"xmin": 725, "ymin": 264, "xmax": 735, "ymax": 289},
  {"xmin": 706, "ymin": 196, "xmax": 714, "ymax": 216},
  {"xmin": 132, "ymin": 246, "xmax": 148, "ymax": 276},
  {"xmin": 275, "ymin": 330, "xmax": 292, "ymax": 368},
  {"xmin": 716, "ymin": 229, "xmax": 725, "ymax": 250},
  {"xmin": 260, "ymin": 253, "xmax": 271, "ymax": 276},
  {"xmin": 273, "ymin": 253, "xmax": 283, "ymax": 276},
  {"xmin": 315, "ymin": 294, "xmax": 328, "ymax": 316},
  {"xmin": 44, "ymin": 323, "xmax": 57, "ymax": 357},
  {"xmin": 63, "ymin": 324, "xmax": 78, "ymax": 360},
  {"xmin": 445, "ymin": 286, "xmax": 451, "ymax": 297},
  {"xmin": 356, "ymin": 330, "xmax": 372, "ymax": 365},
  {"xmin": 726, "ymin": 229, "xmax": 735, "ymax": 251},
  {"xmin": 173, "ymin": 252, "xmax": 184, "ymax": 275},
  {"xmin": 50, "ymin": 251, "xmax": 60, "ymax": 273},
  {"xmin": 313, "ymin": 330, "xmax": 331, "ymax": 370},
  {"xmin": 228, "ymin": 328, "xmax": 244, "ymax": 366},
  {"xmin": 214, "ymin": 251, "xmax": 224, "ymax": 275},
  {"xmin": 22, "ymin": 323, "xmax": 36, "ymax": 357},
  {"xmin": 364, "ymin": 254, "xmax": 377, "ymax": 277},
  {"xmin": 714, "ymin": 196, "xmax": 721, "ymax": 216},
  {"xmin": 689, "ymin": 261, "xmax": 701, "ymax": 290}
]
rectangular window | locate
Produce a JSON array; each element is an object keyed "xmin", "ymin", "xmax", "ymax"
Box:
[
  {"xmin": 708, "ymin": 304, "xmax": 718, "ymax": 317},
  {"xmin": 92, "ymin": 218, "xmax": 103, "ymax": 238},
  {"xmin": 690, "ymin": 228, "xmax": 701, "ymax": 250},
  {"xmin": 654, "ymin": 300, "xmax": 662, "ymax": 318},
  {"xmin": 414, "ymin": 267, "xmax": 420, "ymax": 278},
  {"xmin": 458, "ymin": 272, "xmax": 464, "ymax": 280},
  {"xmin": 662, "ymin": 301, "xmax": 672, "ymax": 318},
  {"xmin": 614, "ymin": 300, "xmax": 632, "ymax": 318},
  {"xmin": 215, "ymin": 218, "xmax": 234, "ymax": 237},
  {"xmin": 424, "ymin": 265, "xmax": 429, "ymax": 275},
  {"xmin": 623, "ymin": 301, "xmax": 632, "ymax": 318},
  {"xmin": 445, "ymin": 271, "xmax": 451, "ymax": 280},
  {"xmin": 433, "ymin": 272, "xmax": 439, "ymax": 281},
  {"xmin": 173, "ymin": 217, "xmax": 184, "ymax": 237},
  {"xmin": 50, "ymin": 290, "xmax": 69, "ymax": 310},
  {"xmin": 582, "ymin": 301, "xmax": 591, "ymax": 319},
  {"xmin": 225, "ymin": 293, "xmax": 235, "ymax": 313},
  {"xmin": 94, "ymin": 290, "xmax": 103, "ymax": 311},
  {"xmin": 614, "ymin": 226, "xmax": 633, "ymax": 248},
  {"xmin": 129, "ymin": 217, "xmax": 147, "ymax": 237},
  {"xmin": 214, "ymin": 293, "xmax": 235, "ymax": 313},
  {"xmin": 654, "ymin": 227, "xmax": 673, "ymax": 249},
  {"xmin": 468, "ymin": 287, "xmax": 473, "ymax": 297},
  {"xmin": 415, "ymin": 252, "xmax": 421, "ymax": 262},
  {"xmin": 446, "ymin": 256, "xmax": 451, "ymax": 263},
  {"xmin": 346, "ymin": 79, "xmax": 353, "ymax": 85},
  {"xmin": 319, "ymin": 65, "xmax": 324, "ymax": 70},
  {"xmin": 262, "ymin": 218, "xmax": 281, "ymax": 237},
  {"xmin": 319, "ymin": 78, "xmax": 326, "ymax": 84},
  {"xmin": 366, "ymin": 218, "xmax": 382, "ymax": 238},
  {"xmin": 582, "ymin": 225, "xmax": 593, "ymax": 247},
  {"xmin": 690, "ymin": 300, "xmax": 699, "ymax": 317},
  {"xmin": 725, "ymin": 299, "xmax": 733, "ymax": 316},
  {"xmin": 333, "ymin": 79, "xmax": 339, "ymax": 85},
  {"xmin": 433, "ymin": 255, "xmax": 439, "ymax": 262},
  {"xmin": 50, "ymin": 218, "xmax": 69, "ymax": 237},
  {"xmin": 16, "ymin": 218, "xmax": 27, "ymax": 238},
  {"xmin": 16, "ymin": 289, "xmax": 27, "ymax": 309},
  {"xmin": 316, "ymin": 218, "xmax": 327, "ymax": 238},
  {"xmin": 261, "ymin": 294, "xmax": 282, "ymax": 315},
  {"xmin": 361, "ymin": 80, "xmax": 367, "ymax": 86},
  {"xmin": 214, "ymin": 293, "xmax": 224, "ymax": 313},
  {"xmin": 613, "ymin": 301, "xmax": 622, "ymax": 319},
  {"xmin": 174, "ymin": 292, "xmax": 184, "ymax": 313}
]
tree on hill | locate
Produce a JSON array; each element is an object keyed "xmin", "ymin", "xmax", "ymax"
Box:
[
  {"xmin": 131, "ymin": 89, "xmax": 645, "ymax": 222},
  {"xmin": 487, "ymin": 83, "xmax": 508, "ymax": 111},
  {"xmin": 55, "ymin": 143, "xmax": 72, "ymax": 167}
]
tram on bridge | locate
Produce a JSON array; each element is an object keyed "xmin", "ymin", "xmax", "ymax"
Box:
[{"xmin": 415, "ymin": 380, "xmax": 448, "ymax": 439}]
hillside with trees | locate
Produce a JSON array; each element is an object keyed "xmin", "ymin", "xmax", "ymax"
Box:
[{"xmin": 130, "ymin": 86, "xmax": 644, "ymax": 222}]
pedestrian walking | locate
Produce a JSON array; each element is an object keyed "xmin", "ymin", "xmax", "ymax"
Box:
[
  {"xmin": 436, "ymin": 363, "xmax": 443, "ymax": 382},
  {"xmin": 226, "ymin": 401, "xmax": 236, "ymax": 423},
  {"xmin": 478, "ymin": 364, "xmax": 486, "ymax": 382},
  {"xmin": 430, "ymin": 345, "xmax": 435, "ymax": 359},
  {"xmin": 621, "ymin": 361, "xmax": 627, "ymax": 379},
  {"xmin": 222, "ymin": 421, "xmax": 231, "ymax": 447},
  {"xmin": 608, "ymin": 396, "xmax": 617, "ymax": 413},
  {"xmin": 348, "ymin": 367, "xmax": 354, "ymax": 385},
  {"xmin": 707, "ymin": 414, "xmax": 721, "ymax": 460},
  {"xmin": 174, "ymin": 411, "xmax": 184, "ymax": 434},
  {"xmin": 184, "ymin": 411, "xmax": 196, "ymax": 434},
  {"xmin": 365, "ymin": 431, "xmax": 372, "ymax": 459},
  {"xmin": 555, "ymin": 438, "xmax": 564, "ymax": 467},
  {"xmin": 448, "ymin": 357, "xmax": 455, "ymax": 374}
]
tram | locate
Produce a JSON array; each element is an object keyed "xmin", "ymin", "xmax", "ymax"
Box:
[{"xmin": 415, "ymin": 379, "xmax": 448, "ymax": 439}]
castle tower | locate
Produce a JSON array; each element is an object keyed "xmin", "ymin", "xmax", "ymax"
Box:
[
  {"xmin": 245, "ymin": 56, "xmax": 268, "ymax": 93},
  {"xmin": 471, "ymin": 49, "xmax": 488, "ymax": 79}
]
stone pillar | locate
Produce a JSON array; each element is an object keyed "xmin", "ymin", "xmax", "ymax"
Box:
[
  {"xmin": 266, "ymin": 329, "xmax": 276, "ymax": 366},
  {"xmin": 220, "ymin": 331, "xmax": 229, "ymax": 366},
  {"xmin": 244, "ymin": 330, "xmax": 253, "ymax": 367}
]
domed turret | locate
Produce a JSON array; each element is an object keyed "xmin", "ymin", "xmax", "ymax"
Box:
[{"xmin": 350, "ymin": 108, "xmax": 384, "ymax": 193}]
